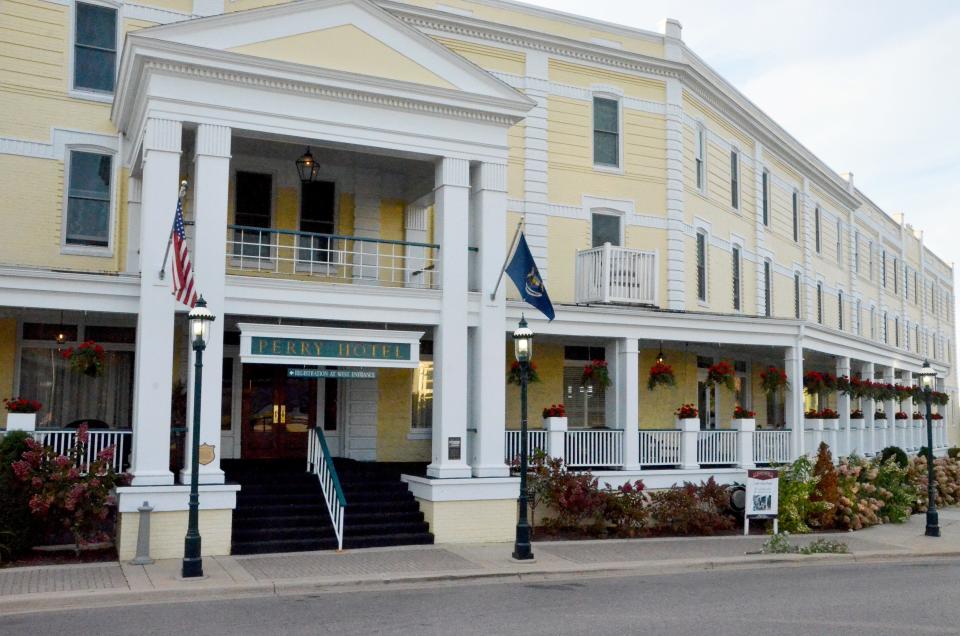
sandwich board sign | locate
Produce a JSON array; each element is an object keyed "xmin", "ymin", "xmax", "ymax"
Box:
[{"xmin": 744, "ymin": 468, "xmax": 779, "ymax": 535}]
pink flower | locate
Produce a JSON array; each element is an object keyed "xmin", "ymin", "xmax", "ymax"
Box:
[{"xmin": 11, "ymin": 460, "xmax": 32, "ymax": 480}]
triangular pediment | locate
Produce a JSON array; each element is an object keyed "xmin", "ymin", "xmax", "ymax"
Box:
[{"xmin": 130, "ymin": 0, "xmax": 525, "ymax": 101}]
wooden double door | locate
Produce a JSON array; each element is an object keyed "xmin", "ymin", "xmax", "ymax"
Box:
[{"xmin": 241, "ymin": 364, "xmax": 317, "ymax": 459}]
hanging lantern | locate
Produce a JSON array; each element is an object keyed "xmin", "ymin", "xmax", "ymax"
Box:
[{"xmin": 295, "ymin": 147, "xmax": 320, "ymax": 183}]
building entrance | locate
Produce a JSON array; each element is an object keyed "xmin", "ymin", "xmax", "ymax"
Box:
[{"xmin": 240, "ymin": 364, "xmax": 316, "ymax": 459}]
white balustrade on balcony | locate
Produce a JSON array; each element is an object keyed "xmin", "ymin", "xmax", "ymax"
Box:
[
  {"xmin": 638, "ymin": 430, "xmax": 682, "ymax": 467},
  {"xmin": 28, "ymin": 429, "xmax": 131, "ymax": 473},
  {"xmin": 575, "ymin": 243, "xmax": 657, "ymax": 305},
  {"xmin": 504, "ymin": 430, "xmax": 548, "ymax": 464},
  {"xmin": 753, "ymin": 430, "xmax": 791, "ymax": 464},
  {"xmin": 696, "ymin": 430, "xmax": 738, "ymax": 465},
  {"xmin": 564, "ymin": 429, "xmax": 623, "ymax": 467}
]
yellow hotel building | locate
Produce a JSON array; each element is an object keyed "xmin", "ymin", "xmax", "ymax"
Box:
[{"xmin": 0, "ymin": 0, "xmax": 956, "ymax": 557}]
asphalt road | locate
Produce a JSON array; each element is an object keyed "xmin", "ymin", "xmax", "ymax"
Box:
[{"xmin": 3, "ymin": 559, "xmax": 959, "ymax": 635}]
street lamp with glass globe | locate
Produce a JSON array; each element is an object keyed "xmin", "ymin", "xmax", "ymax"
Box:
[
  {"xmin": 512, "ymin": 316, "xmax": 534, "ymax": 561},
  {"xmin": 917, "ymin": 360, "xmax": 940, "ymax": 538}
]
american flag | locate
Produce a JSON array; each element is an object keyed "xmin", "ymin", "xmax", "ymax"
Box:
[{"xmin": 171, "ymin": 198, "xmax": 198, "ymax": 308}]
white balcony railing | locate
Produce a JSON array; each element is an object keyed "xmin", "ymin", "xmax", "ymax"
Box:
[
  {"xmin": 504, "ymin": 430, "xmax": 548, "ymax": 464},
  {"xmin": 565, "ymin": 429, "xmax": 623, "ymax": 467},
  {"xmin": 28, "ymin": 429, "xmax": 131, "ymax": 473},
  {"xmin": 696, "ymin": 430, "xmax": 738, "ymax": 465},
  {"xmin": 638, "ymin": 430, "xmax": 682, "ymax": 467},
  {"xmin": 575, "ymin": 243, "xmax": 657, "ymax": 305},
  {"xmin": 753, "ymin": 430, "xmax": 791, "ymax": 464}
]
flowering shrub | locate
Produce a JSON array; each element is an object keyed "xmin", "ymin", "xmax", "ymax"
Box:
[
  {"xmin": 907, "ymin": 455, "xmax": 960, "ymax": 512},
  {"xmin": 647, "ymin": 361, "xmax": 676, "ymax": 391},
  {"xmin": 705, "ymin": 361, "xmax": 736, "ymax": 392},
  {"xmin": 3, "ymin": 398, "xmax": 41, "ymax": 413},
  {"xmin": 732, "ymin": 405, "xmax": 755, "ymax": 419},
  {"xmin": 10, "ymin": 425, "xmax": 129, "ymax": 552},
  {"xmin": 581, "ymin": 360, "xmax": 611, "ymax": 388},
  {"xmin": 819, "ymin": 408, "xmax": 839, "ymax": 419},
  {"xmin": 894, "ymin": 411, "xmax": 909, "ymax": 420},
  {"xmin": 759, "ymin": 366, "xmax": 789, "ymax": 395},
  {"xmin": 646, "ymin": 478, "xmax": 735, "ymax": 536},
  {"xmin": 777, "ymin": 456, "xmax": 827, "ymax": 534},
  {"xmin": 850, "ymin": 409, "xmax": 864, "ymax": 419},
  {"xmin": 507, "ymin": 360, "xmax": 540, "ymax": 385},
  {"xmin": 809, "ymin": 443, "xmax": 839, "ymax": 529},
  {"xmin": 61, "ymin": 340, "xmax": 106, "ymax": 378},
  {"xmin": 542, "ymin": 404, "xmax": 566, "ymax": 419},
  {"xmin": 675, "ymin": 403, "xmax": 698, "ymax": 419},
  {"xmin": 602, "ymin": 480, "xmax": 648, "ymax": 537}
]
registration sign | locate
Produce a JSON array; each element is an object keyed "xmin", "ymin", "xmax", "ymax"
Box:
[{"xmin": 287, "ymin": 368, "xmax": 377, "ymax": 379}]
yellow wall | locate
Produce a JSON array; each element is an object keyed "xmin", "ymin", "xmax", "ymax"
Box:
[
  {"xmin": 417, "ymin": 498, "xmax": 516, "ymax": 543},
  {"xmin": 0, "ymin": 319, "xmax": 16, "ymax": 428},
  {"xmin": 376, "ymin": 368, "xmax": 430, "ymax": 462},
  {"xmin": 505, "ymin": 342, "xmax": 564, "ymax": 429},
  {"xmin": 639, "ymin": 349, "xmax": 698, "ymax": 428},
  {"xmin": 116, "ymin": 509, "xmax": 233, "ymax": 560}
]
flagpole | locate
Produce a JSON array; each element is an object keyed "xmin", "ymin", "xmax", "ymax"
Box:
[
  {"xmin": 490, "ymin": 219, "xmax": 524, "ymax": 301},
  {"xmin": 159, "ymin": 180, "xmax": 189, "ymax": 281}
]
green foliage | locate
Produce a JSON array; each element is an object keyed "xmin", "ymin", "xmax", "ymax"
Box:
[
  {"xmin": 872, "ymin": 457, "xmax": 915, "ymax": 523},
  {"xmin": 0, "ymin": 431, "xmax": 37, "ymax": 559},
  {"xmin": 809, "ymin": 442, "xmax": 839, "ymax": 529},
  {"xmin": 647, "ymin": 478, "xmax": 735, "ymax": 536},
  {"xmin": 949, "ymin": 447, "xmax": 960, "ymax": 460},
  {"xmin": 778, "ymin": 456, "xmax": 827, "ymax": 534},
  {"xmin": 762, "ymin": 532, "xmax": 849, "ymax": 555},
  {"xmin": 601, "ymin": 480, "xmax": 648, "ymax": 537},
  {"xmin": 880, "ymin": 446, "xmax": 908, "ymax": 469}
]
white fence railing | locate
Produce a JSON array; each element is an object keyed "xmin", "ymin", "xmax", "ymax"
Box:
[
  {"xmin": 575, "ymin": 243, "xmax": 657, "ymax": 305},
  {"xmin": 226, "ymin": 224, "xmax": 440, "ymax": 289},
  {"xmin": 504, "ymin": 430, "xmax": 548, "ymax": 463},
  {"xmin": 753, "ymin": 430, "xmax": 791, "ymax": 464},
  {"xmin": 565, "ymin": 430, "xmax": 623, "ymax": 467},
  {"xmin": 307, "ymin": 429, "xmax": 346, "ymax": 551},
  {"xmin": 638, "ymin": 430, "xmax": 682, "ymax": 467},
  {"xmin": 27, "ymin": 429, "xmax": 131, "ymax": 473},
  {"xmin": 696, "ymin": 430, "xmax": 738, "ymax": 465}
]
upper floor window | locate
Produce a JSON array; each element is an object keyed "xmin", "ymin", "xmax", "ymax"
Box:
[
  {"xmin": 855, "ymin": 300, "xmax": 862, "ymax": 336},
  {"xmin": 838, "ymin": 291, "xmax": 844, "ymax": 330},
  {"xmin": 730, "ymin": 150, "xmax": 740, "ymax": 210},
  {"xmin": 893, "ymin": 257, "xmax": 898, "ymax": 294},
  {"xmin": 791, "ymin": 191, "xmax": 799, "ymax": 242},
  {"xmin": 853, "ymin": 232, "xmax": 859, "ymax": 273},
  {"xmin": 868, "ymin": 241, "xmax": 874, "ymax": 281},
  {"xmin": 882, "ymin": 311, "xmax": 888, "ymax": 344},
  {"xmin": 592, "ymin": 97, "xmax": 619, "ymax": 168},
  {"xmin": 894, "ymin": 317, "xmax": 900, "ymax": 347},
  {"xmin": 695, "ymin": 124, "xmax": 706, "ymax": 192},
  {"xmin": 65, "ymin": 150, "xmax": 112, "ymax": 248},
  {"xmin": 591, "ymin": 212, "xmax": 621, "ymax": 247},
  {"xmin": 794, "ymin": 272, "xmax": 801, "ymax": 319},
  {"xmin": 870, "ymin": 307, "xmax": 876, "ymax": 339},
  {"xmin": 696, "ymin": 232, "xmax": 707, "ymax": 302},
  {"xmin": 816, "ymin": 282, "xmax": 823, "ymax": 324},
  {"xmin": 881, "ymin": 250, "xmax": 887, "ymax": 288},
  {"xmin": 916, "ymin": 324, "xmax": 921, "ymax": 353},
  {"xmin": 732, "ymin": 246, "xmax": 741, "ymax": 311},
  {"xmin": 814, "ymin": 206, "xmax": 821, "ymax": 253},
  {"xmin": 914, "ymin": 272, "xmax": 919, "ymax": 303},
  {"xmin": 763, "ymin": 260, "xmax": 772, "ymax": 317},
  {"xmin": 74, "ymin": 2, "xmax": 117, "ymax": 94},
  {"xmin": 905, "ymin": 321, "xmax": 911, "ymax": 351},
  {"xmin": 761, "ymin": 169, "xmax": 770, "ymax": 226},
  {"xmin": 904, "ymin": 267, "xmax": 909, "ymax": 300},
  {"xmin": 836, "ymin": 220, "xmax": 842, "ymax": 266}
]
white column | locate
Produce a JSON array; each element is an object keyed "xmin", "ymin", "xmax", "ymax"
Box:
[
  {"xmin": 125, "ymin": 176, "xmax": 141, "ymax": 274},
  {"xmin": 428, "ymin": 157, "xmax": 472, "ymax": 478},
  {"xmin": 884, "ymin": 366, "xmax": 898, "ymax": 449},
  {"xmin": 130, "ymin": 118, "xmax": 181, "ymax": 486},
  {"xmin": 862, "ymin": 362, "xmax": 876, "ymax": 455},
  {"xmin": 181, "ymin": 124, "xmax": 230, "ymax": 485},
  {"xmin": 837, "ymin": 357, "xmax": 851, "ymax": 458},
  {"xmin": 733, "ymin": 418, "xmax": 755, "ymax": 469},
  {"xmin": 677, "ymin": 418, "xmax": 699, "ymax": 470},
  {"xmin": 612, "ymin": 338, "xmax": 640, "ymax": 470},
  {"xmin": 471, "ymin": 162, "xmax": 509, "ymax": 477},
  {"xmin": 785, "ymin": 344, "xmax": 804, "ymax": 458}
]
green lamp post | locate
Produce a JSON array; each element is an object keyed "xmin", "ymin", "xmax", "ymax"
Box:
[{"xmin": 512, "ymin": 316, "xmax": 534, "ymax": 561}]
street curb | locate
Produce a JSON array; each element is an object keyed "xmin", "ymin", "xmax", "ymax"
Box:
[{"xmin": 1, "ymin": 550, "xmax": 956, "ymax": 616}]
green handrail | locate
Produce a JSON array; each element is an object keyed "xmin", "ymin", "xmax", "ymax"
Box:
[{"xmin": 314, "ymin": 428, "xmax": 347, "ymax": 508}]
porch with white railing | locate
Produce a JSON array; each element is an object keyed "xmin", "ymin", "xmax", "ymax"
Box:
[
  {"xmin": 225, "ymin": 225, "xmax": 441, "ymax": 289},
  {"xmin": 26, "ymin": 429, "xmax": 131, "ymax": 473},
  {"xmin": 574, "ymin": 243, "xmax": 657, "ymax": 305}
]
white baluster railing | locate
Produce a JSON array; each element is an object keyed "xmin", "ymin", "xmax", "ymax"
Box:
[
  {"xmin": 753, "ymin": 430, "xmax": 791, "ymax": 464},
  {"xmin": 638, "ymin": 430, "xmax": 681, "ymax": 467},
  {"xmin": 564, "ymin": 430, "xmax": 623, "ymax": 467},
  {"xmin": 307, "ymin": 429, "xmax": 347, "ymax": 550},
  {"xmin": 574, "ymin": 243, "xmax": 657, "ymax": 305},
  {"xmin": 696, "ymin": 430, "xmax": 738, "ymax": 465},
  {"xmin": 504, "ymin": 430, "xmax": 548, "ymax": 463},
  {"xmin": 28, "ymin": 430, "xmax": 130, "ymax": 473}
]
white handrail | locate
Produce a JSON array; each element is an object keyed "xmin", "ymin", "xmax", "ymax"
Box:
[
  {"xmin": 638, "ymin": 429, "xmax": 682, "ymax": 466},
  {"xmin": 696, "ymin": 430, "xmax": 738, "ymax": 465},
  {"xmin": 504, "ymin": 430, "xmax": 548, "ymax": 463},
  {"xmin": 27, "ymin": 430, "xmax": 130, "ymax": 473},
  {"xmin": 307, "ymin": 429, "xmax": 347, "ymax": 550},
  {"xmin": 575, "ymin": 244, "xmax": 657, "ymax": 305},
  {"xmin": 753, "ymin": 430, "xmax": 791, "ymax": 464},
  {"xmin": 565, "ymin": 429, "xmax": 623, "ymax": 467}
]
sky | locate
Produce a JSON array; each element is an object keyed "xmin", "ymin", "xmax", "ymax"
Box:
[{"xmin": 520, "ymin": 0, "xmax": 960, "ymax": 349}]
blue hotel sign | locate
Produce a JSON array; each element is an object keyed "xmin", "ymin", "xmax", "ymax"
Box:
[{"xmin": 251, "ymin": 336, "xmax": 411, "ymax": 362}]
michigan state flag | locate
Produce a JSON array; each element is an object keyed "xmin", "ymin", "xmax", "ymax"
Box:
[{"xmin": 505, "ymin": 233, "xmax": 555, "ymax": 321}]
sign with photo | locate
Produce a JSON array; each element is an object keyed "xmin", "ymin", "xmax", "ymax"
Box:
[{"xmin": 745, "ymin": 469, "xmax": 779, "ymax": 518}]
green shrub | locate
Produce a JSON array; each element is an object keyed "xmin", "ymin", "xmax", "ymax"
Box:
[
  {"xmin": 948, "ymin": 447, "xmax": 960, "ymax": 460},
  {"xmin": 872, "ymin": 456, "xmax": 915, "ymax": 523},
  {"xmin": 809, "ymin": 442, "xmax": 839, "ymax": 529},
  {"xmin": 0, "ymin": 431, "xmax": 37, "ymax": 558},
  {"xmin": 778, "ymin": 456, "xmax": 827, "ymax": 534},
  {"xmin": 880, "ymin": 446, "xmax": 908, "ymax": 469}
]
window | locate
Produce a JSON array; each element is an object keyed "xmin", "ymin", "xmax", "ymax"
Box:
[
  {"xmin": 816, "ymin": 283, "xmax": 823, "ymax": 324},
  {"xmin": 868, "ymin": 241, "xmax": 874, "ymax": 281},
  {"xmin": 564, "ymin": 348, "xmax": 606, "ymax": 428},
  {"xmin": 916, "ymin": 324, "xmax": 921, "ymax": 353},
  {"xmin": 74, "ymin": 2, "xmax": 117, "ymax": 93},
  {"xmin": 593, "ymin": 97, "xmax": 619, "ymax": 167},
  {"xmin": 836, "ymin": 220, "xmax": 842, "ymax": 265},
  {"xmin": 730, "ymin": 150, "xmax": 740, "ymax": 209},
  {"xmin": 763, "ymin": 260, "xmax": 772, "ymax": 317},
  {"xmin": 732, "ymin": 246, "xmax": 741, "ymax": 311},
  {"xmin": 870, "ymin": 307, "xmax": 876, "ymax": 339},
  {"xmin": 906, "ymin": 321, "xmax": 911, "ymax": 351},
  {"xmin": 299, "ymin": 180, "xmax": 336, "ymax": 263},
  {"xmin": 411, "ymin": 359, "xmax": 434, "ymax": 430},
  {"xmin": 65, "ymin": 150, "xmax": 112, "ymax": 248},
  {"xmin": 914, "ymin": 272, "xmax": 919, "ymax": 303},
  {"xmin": 838, "ymin": 291, "xmax": 844, "ymax": 330},
  {"xmin": 893, "ymin": 258, "xmax": 898, "ymax": 294},
  {"xmin": 794, "ymin": 272, "xmax": 801, "ymax": 319},
  {"xmin": 904, "ymin": 267, "xmax": 909, "ymax": 300},
  {"xmin": 883, "ymin": 311, "xmax": 888, "ymax": 343},
  {"xmin": 761, "ymin": 169, "xmax": 770, "ymax": 226},
  {"xmin": 855, "ymin": 300, "xmax": 862, "ymax": 335},
  {"xmin": 895, "ymin": 317, "xmax": 900, "ymax": 347},
  {"xmin": 696, "ymin": 232, "xmax": 707, "ymax": 302},
  {"xmin": 695, "ymin": 125, "xmax": 706, "ymax": 191},
  {"xmin": 234, "ymin": 171, "xmax": 272, "ymax": 258},
  {"xmin": 814, "ymin": 206, "xmax": 821, "ymax": 253},
  {"xmin": 591, "ymin": 212, "xmax": 621, "ymax": 247},
  {"xmin": 792, "ymin": 191, "xmax": 799, "ymax": 242},
  {"xmin": 854, "ymin": 232, "xmax": 859, "ymax": 273},
  {"xmin": 881, "ymin": 251, "xmax": 887, "ymax": 288}
]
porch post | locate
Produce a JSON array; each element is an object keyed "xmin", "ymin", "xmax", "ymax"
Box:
[
  {"xmin": 862, "ymin": 362, "xmax": 876, "ymax": 455},
  {"xmin": 785, "ymin": 343, "xmax": 804, "ymax": 459},
  {"xmin": 181, "ymin": 124, "xmax": 230, "ymax": 485},
  {"xmin": 125, "ymin": 176, "xmax": 141, "ymax": 274},
  {"xmin": 883, "ymin": 366, "xmax": 898, "ymax": 449},
  {"xmin": 612, "ymin": 338, "xmax": 640, "ymax": 470},
  {"xmin": 471, "ymin": 162, "xmax": 509, "ymax": 477},
  {"xmin": 130, "ymin": 118, "xmax": 181, "ymax": 486},
  {"xmin": 428, "ymin": 157, "xmax": 472, "ymax": 478},
  {"xmin": 837, "ymin": 357, "xmax": 851, "ymax": 458}
]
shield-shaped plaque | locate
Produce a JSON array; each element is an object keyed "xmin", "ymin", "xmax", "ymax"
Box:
[{"xmin": 198, "ymin": 443, "xmax": 216, "ymax": 466}]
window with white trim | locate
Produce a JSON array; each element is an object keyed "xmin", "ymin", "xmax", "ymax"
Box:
[
  {"xmin": 593, "ymin": 96, "xmax": 619, "ymax": 168},
  {"xmin": 868, "ymin": 241, "xmax": 874, "ymax": 281},
  {"xmin": 914, "ymin": 271, "xmax": 919, "ymax": 303},
  {"xmin": 838, "ymin": 291, "xmax": 844, "ymax": 330},
  {"xmin": 763, "ymin": 260, "xmax": 772, "ymax": 317},
  {"xmin": 853, "ymin": 231, "xmax": 859, "ymax": 273},
  {"xmin": 591, "ymin": 212, "xmax": 621, "ymax": 247},
  {"xmin": 894, "ymin": 317, "xmax": 900, "ymax": 347},
  {"xmin": 870, "ymin": 306, "xmax": 876, "ymax": 339},
  {"xmin": 893, "ymin": 257, "xmax": 898, "ymax": 294},
  {"xmin": 411, "ymin": 356, "xmax": 433, "ymax": 430},
  {"xmin": 65, "ymin": 150, "xmax": 113, "ymax": 248},
  {"xmin": 881, "ymin": 250, "xmax": 887, "ymax": 288},
  {"xmin": 916, "ymin": 324, "xmax": 921, "ymax": 353},
  {"xmin": 73, "ymin": 2, "xmax": 117, "ymax": 94},
  {"xmin": 883, "ymin": 311, "xmax": 888, "ymax": 344},
  {"xmin": 696, "ymin": 231, "xmax": 707, "ymax": 302},
  {"xmin": 730, "ymin": 150, "xmax": 740, "ymax": 210},
  {"xmin": 855, "ymin": 300, "xmax": 862, "ymax": 335},
  {"xmin": 794, "ymin": 272, "xmax": 801, "ymax": 319},
  {"xmin": 761, "ymin": 169, "xmax": 770, "ymax": 226},
  {"xmin": 792, "ymin": 191, "xmax": 799, "ymax": 242},
  {"xmin": 836, "ymin": 220, "xmax": 842, "ymax": 266},
  {"xmin": 905, "ymin": 321, "xmax": 911, "ymax": 351},
  {"xmin": 732, "ymin": 246, "xmax": 741, "ymax": 311},
  {"xmin": 816, "ymin": 282, "xmax": 823, "ymax": 324},
  {"xmin": 814, "ymin": 206, "xmax": 821, "ymax": 253},
  {"xmin": 695, "ymin": 124, "xmax": 706, "ymax": 192}
]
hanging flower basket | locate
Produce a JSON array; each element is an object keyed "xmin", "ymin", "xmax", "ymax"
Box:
[
  {"xmin": 803, "ymin": 371, "xmax": 829, "ymax": 396},
  {"xmin": 835, "ymin": 375, "xmax": 851, "ymax": 395},
  {"xmin": 705, "ymin": 361, "xmax": 736, "ymax": 392},
  {"xmin": 675, "ymin": 403, "xmax": 698, "ymax": 419},
  {"xmin": 3, "ymin": 397, "xmax": 42, "ymax": 413},
  {"xmin": 581, "ymin": 359, "xmax": 611, "ymax": 389},
  {"xmin": 507, "ymin": 360, "xmax": 540, "ymax": 385},
  {"xmin": 647, "ymin": 361, "xmax": 676, "ymax": 391},
  {"xmin": 894, "ymin": 384, "xmax": 914, "ymax": 402},
  {"xmin": 849, "ymin": 377, "xmax": 875, "ymax": 400},
  {"xmin": 61, "ymin": 340, "xmax": 105, "ymax": 378},
  {"xmin": 759, "ymin": 366, "xmax": 789, "ymax": 395},
  {"xmin": 932, "ymin": 413, "xmax": 944, "ymax": 421}
]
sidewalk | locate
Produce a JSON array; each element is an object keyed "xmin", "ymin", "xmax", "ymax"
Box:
[{"xmin": 2, "ymin": 508, "xmax": 959, "ymax": 615}]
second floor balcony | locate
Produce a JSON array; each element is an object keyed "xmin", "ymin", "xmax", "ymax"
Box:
[{"xmin": 575, "ymin": 243, "xmax": 658, "ymax": 306}]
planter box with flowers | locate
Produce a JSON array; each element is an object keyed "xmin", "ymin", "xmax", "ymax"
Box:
[
  {"xmin": 674, "ymin": 404, "xmax": 699, "ymax": 469},
  {"xmin": 932, "ymin": 413, "xmax": 944, "ymax": 421},
  {"xmin": 730, "ymin": 405, "xmax": 755, "ymax": 430},
  {"xmin": 730, "ymin": 406, "xmax": 755, "ymax": 468},
  {"xmin": 850, "ymin": 409, "xmax": 864, "ymax": 420},
  {"xmin": 3, "ymin": 397, "xmax": 41, "ymax": 431},
  {"xmin": 541, "ymin": 404, "xmax": 568, "ymax": 431}
]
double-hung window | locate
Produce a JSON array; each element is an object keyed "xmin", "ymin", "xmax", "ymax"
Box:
[
  {"xmin": 73, "ymin": 2, "xmax": 118, "ymax": 94},
  {"xmin": 883, "ymin": 311, "xmax": 888, "ymax": 344},
  {"xmin": 761, "ymin": 169, "xmax": 770, "ymax": 226},
  {"xmin": 65, "ymin": 150, "xmax": 113, "ymax": 248},
  {"xmin": 836, "ymin": 220, "xmax": 842, "ymax": 265},
  {"xmin": 816, "ymin": 283, "xmax": 823, "ymax": 324},
  {"xmin": 794, "ymin": 272, "xmax": 801, "ymax": 319},
  {"xmin": 593, "ymin": 97, "xmax": 619, "ymax": 168},
  {"xmin": 695, "ymin": 125, "xmax": 706, "ymax": 192},
  {"xmin": 853, "ymin": 232, "xmax": 859, "ymax": 274},
  {"xmin": 855, "ymin": 300, "xmax": 862, "ymax": 335},
  {"xmin": 868, "ymin": 242, "xmax": 874, "ymax": 281},
  {"xmin": 894, "ymin": 317, "xmax": 900, "ymax": 347},
  {"xmin": 838, "ymin": 291, "xmax": 844, "ymax": 330},
  {"xmin": 730, "ymin": 150, "xmax": 740, "ymax": 210},
  {"xmin": 763, "ymin": 260, "xmax": 772, "ymax": 317},
  {"xmin": 893, "ymin": 258, "xmax": 898, "ymax": 294},
  {"xmin": 732, "ymin": 246, "xmax": 741, "ymax": 311},
  {"xmin": 814, "ymin": 206, "xmax": 821, "ymax": 253},
  {"xmin": 696, "ymin": 232, "xmax": 707, "ymax": 302},
  {"xmin": 881, "ymin": 250, "xmax": 887, "ymax": 288},
  {"xmin": 791, "ymin": 191, "xmax": 799, "ymax": 242}
]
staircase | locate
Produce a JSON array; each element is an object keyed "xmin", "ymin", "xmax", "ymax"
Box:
[{"xmin": 227, "ymin": 459, "xmax": 434, "ymax": 555}]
